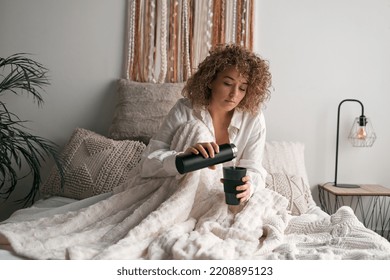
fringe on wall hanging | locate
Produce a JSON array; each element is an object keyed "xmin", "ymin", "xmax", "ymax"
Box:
[{"xmin": 125, "ymin": 0, "xmax": 254, "ymax": 83}]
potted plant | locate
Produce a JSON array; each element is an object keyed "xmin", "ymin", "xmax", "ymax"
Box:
[{"xmin": 0, "ymin": 53, "xmax": 62, "ymax": 205}]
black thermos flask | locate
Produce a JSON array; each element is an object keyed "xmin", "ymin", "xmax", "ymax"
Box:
[{"xmin": 175, "ymin": 143, "xmax": 237, "ymax": 174}]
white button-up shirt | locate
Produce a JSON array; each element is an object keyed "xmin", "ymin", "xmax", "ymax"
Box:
[{"xmin": 140, "ymin": 98, "xmax": 267, "ymax": 195}]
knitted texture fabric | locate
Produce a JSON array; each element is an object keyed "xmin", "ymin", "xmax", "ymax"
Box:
[
  {"xmin": 262, "ymin": 141, "xmax": 310, "ymax": 186},
  {"xmin": 266, "ymin": 173, "xmax": 314, "ymax": 216},
  {"xmin": 262, "ymin": 141, "xmax": 316, "ymax": 215},
  {"xmin": 2, "ymin": 121, "xmax": 390, "ymax": 260},
  {"xmin": 40, "ymin": 128, "xmax": 146, "ymax": 200},
  {"xmin": 108, "ymin": 79, "xmax": 184, "ymax": 144}
]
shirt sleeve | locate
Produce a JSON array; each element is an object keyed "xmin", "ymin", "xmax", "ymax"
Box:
[
  {"xmin": 139, "ymin": 100, "xmax": 187, "ymax": 178},
  {"xmin": 237, "ymin": 112, "xmax": 268, "ymax": 197}
]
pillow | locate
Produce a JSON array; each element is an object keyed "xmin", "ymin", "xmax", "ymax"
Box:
[
  {"xmin": 108, "ymin": 79, "xmax": 185, "ymax": 144},
  {"xmin": 262, "ymin": 141, "xmax": 310, "ymax": 186},
  {"xmin": 40, "ymin": 128, "xmax": 146, "ymax": 200},
  {"xmin": 262, "ymin": 141, "xmax": 315, "ymax": 215},
  {"xmin": 265, "ymin": 173, "xmax": 315, "ymax": 216}
]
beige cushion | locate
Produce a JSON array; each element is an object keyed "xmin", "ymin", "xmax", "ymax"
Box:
[
  {"xmin": 262, "ymin": 141, "xmax": 314, "ymax": 215},
  {"xmin": 40, "ymin": 128, "xmax": 146, "ymax": 200},
  {"xmin": 266, "ymin": 173, "xmax": 314, "ymax": 215},
  {"xmin": 108, "ymin": 79, "xmax": 185, "ymax": 144},
  {"xmin": 263, "ymin": 141, "xmax": 310, "ymax": 186}
]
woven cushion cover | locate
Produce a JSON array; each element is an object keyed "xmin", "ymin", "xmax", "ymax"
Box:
[
  {"xmin": 262, "ymin": 141, "xmax": 315, "ymax": 215},
  {"xmin": 40, "ymin": 128, "xmax": 146, "ymax": 200},
  {"xmin": 265, "ymin": 173, "xmax": 313, "ymax": 215},
  {"xmin": 108, "ymin": 79, "xmax": 184, "ymax": 144}
]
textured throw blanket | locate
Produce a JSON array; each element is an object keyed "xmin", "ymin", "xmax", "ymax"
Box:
[{"xmin": 1, "ymin": 121, "xmax": 390, "ymax": 260}]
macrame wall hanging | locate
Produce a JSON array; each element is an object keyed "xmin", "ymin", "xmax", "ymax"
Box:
[{"xmin": 125, "ymin": 0, "xmax": 254, "ymax": 83}]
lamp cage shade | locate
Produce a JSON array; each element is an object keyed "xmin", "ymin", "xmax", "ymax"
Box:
[{"xmin": 348, "ymin": 117, "xmax": 376, "ymax": 147}]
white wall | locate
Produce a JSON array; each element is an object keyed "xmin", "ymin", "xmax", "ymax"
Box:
[
  {"xmin": 1, "ymin": 0, "xmax": 389, "ymax": 220},
  {"xmin": 254, "ymin": 0, "xmax": 390, "ymax": 201},
  {"xmin": 0, "ymin": 0, "xmax": 126, "ymax": 219}
]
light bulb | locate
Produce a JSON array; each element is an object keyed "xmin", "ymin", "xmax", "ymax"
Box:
[{"xmin": 357, "ymin": 126, "xmax": 367, "ymax": 139}]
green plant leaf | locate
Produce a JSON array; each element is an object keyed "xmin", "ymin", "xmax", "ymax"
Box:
[{"xmin": 1, "ymin": 54, "xmax": 63, "ymax": 205}]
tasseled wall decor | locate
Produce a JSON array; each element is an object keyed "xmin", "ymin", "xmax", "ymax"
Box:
[{"xmin": 125, "ymin": 0, "xmax": 254, "ymax": 83}]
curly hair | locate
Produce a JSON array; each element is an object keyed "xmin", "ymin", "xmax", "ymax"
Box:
[{"xmin": 182, "ymin": 44, "xmax": 272, "ymax": 115}]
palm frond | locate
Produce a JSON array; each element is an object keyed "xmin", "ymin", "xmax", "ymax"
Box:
[
  {"xmin": 0, "ymin": 105, "xmax": 63, "ymax": 204},
  {"xmin": 0, "ymin": 54, "xmax": 63, "ymax": 205},
  {"xmin": 0, "ymin": 53, "xmax": 50, "ymax": 106}
]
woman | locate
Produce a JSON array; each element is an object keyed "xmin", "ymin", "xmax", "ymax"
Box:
[
  {"xmin": 140, "ymin": 44, "xmax": 272, "ymax": 204},
  {"xmin": 0, "ymin": 44, "xmax": 273, "ymax": 260}
]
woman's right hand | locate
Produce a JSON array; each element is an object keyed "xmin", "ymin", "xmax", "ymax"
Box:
[{"xmin": 184, "ymin": 142, "xmax": 219, "ymax": 170}]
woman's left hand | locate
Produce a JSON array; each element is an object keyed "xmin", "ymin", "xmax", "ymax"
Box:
[
  {"xmin": 236, "ymin": 175, "xmax": 251, "ymax": 203},
  {"xmin": 220, "ymin": 175, "xmax": 252, "ymax": 204}
]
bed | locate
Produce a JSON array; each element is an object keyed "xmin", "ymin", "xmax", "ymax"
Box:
[{"xmin": 1, "ymin": 80, "xmax": 389, "ymax": 260}]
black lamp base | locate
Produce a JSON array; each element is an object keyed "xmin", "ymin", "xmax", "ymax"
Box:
[{"xmin": 333, "ymin": 183, "xmax": 360, "ymax": 188}]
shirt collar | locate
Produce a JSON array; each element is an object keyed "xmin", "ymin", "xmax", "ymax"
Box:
[
  {"xmin": 194, "ymin": 106, "xmax": 243, "ymax": 131},
  {"xmin": 230, "ymin": 109, "xmax": 243, "ymax": 130},
  {"xmin": 196, "ymin": 107, "xmax": 213, "ymax": 130}
]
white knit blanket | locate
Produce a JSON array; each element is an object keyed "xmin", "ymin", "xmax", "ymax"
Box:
[{"xmin": 1, "ymin": 121, "xmax": 390, "ymax": 260}]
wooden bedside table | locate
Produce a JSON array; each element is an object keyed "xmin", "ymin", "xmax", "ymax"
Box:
[{"xmin": 318, "ymin": 183, "xmax": 390, "ymax": 240}]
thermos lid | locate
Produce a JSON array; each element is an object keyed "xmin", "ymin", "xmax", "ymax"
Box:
[{"xmin": 230, "ymin": 143, "xmax": 238, "ymax": 158}]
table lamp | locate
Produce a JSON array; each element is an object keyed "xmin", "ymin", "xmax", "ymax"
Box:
[{"xmin": 334, "ymin": 99, "xmax": 376, "ymax": 188}]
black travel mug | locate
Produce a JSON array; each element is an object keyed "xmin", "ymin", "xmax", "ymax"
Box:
[
  {"xmin": 175, "ymin": 143, "xmax": 237, "ymax": 174},
  {"xmin": 223, "ymin": 166, "xmax": 247, "ymax": 205}
]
